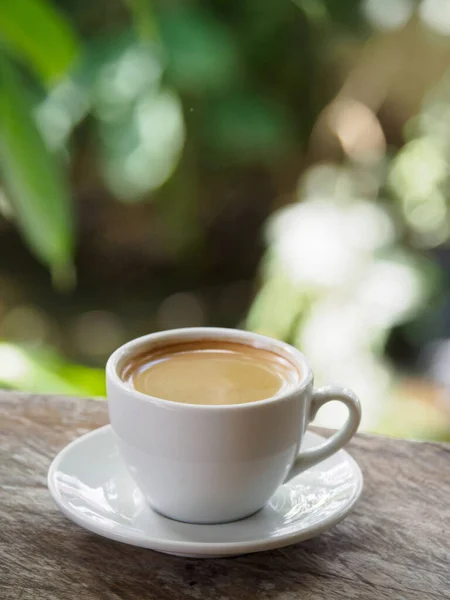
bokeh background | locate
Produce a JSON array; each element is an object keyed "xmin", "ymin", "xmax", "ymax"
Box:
[{"xmin": 1, "ymin": 0, "xmax": 450, "ymax": 440}]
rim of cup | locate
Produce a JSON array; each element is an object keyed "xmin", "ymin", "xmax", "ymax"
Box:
[{"xmin": 106, "ymin": 327, "xmax": 313, "ymax": 411}]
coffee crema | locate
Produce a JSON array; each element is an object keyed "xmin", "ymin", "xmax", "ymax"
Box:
[{"xmin": 122, "ymin": 340, "xmax": 300, "ymax": 405}]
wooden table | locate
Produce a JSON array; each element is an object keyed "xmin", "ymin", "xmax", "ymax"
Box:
[{"xmin": 1, "ymin": 392, "xmax": 450, "ymax": 600}]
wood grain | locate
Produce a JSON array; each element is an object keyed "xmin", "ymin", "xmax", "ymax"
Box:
[{"xmin": 1, "ymin": 391, "xmax": 449, "ymax": 600}]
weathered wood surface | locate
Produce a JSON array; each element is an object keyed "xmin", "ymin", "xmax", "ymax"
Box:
[{"xmin": 1, "ymin": 391, "xmax": 450, "ymax": 600}]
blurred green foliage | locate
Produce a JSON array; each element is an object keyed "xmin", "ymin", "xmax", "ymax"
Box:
[
  {"xmin": 1, "ymin": 0, "xmax": 306, "ymax": 268},
  {"xmin": 1, "ymin": 0, "xmax": 78, "ymax": 83},
  {"xmin": 0, "ymin": 56, "xmax": 74, "ymax": 281},
  {"xmin": 0, "ymin": 342, "xmax": 105, "ymax": 395},
  {"xmin": 0, "ymin": 0, "xmax": 76, "ymax": 280},
  {"xmin": 1, "ymin": 0, "xmax": 450, "ymax": 438}
]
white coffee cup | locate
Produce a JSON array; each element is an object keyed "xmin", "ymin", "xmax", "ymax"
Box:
[{"xmin": 106, "ymin": 327, "xmax": 361, "ymax": 524}]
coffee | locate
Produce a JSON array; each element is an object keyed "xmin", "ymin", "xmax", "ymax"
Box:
[{"xmin": 122, "ymin": 340, "xmax": 300, "ymax": 405}]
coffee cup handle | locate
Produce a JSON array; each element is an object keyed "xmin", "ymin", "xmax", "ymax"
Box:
[{"xmin": 286, "ymin": 385, "xmax": 361, "ymax": 481}]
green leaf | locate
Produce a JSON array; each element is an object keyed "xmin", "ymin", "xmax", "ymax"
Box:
[
  {"xmin": 204, "ymin": 91, "xmax": 293, "ymax": 163},
  {"xmin": 125, "ymin": 0, "xmax": 159, "ymax": 43},
  {"xmin": 246, "ymin": 260, "xmax": 305, "ymax": 341},
  {"xmin": 158, "ymin": 6, "xmax": 239, "ymax": 93},
  {"xmin": 0, "ymin": 0, "xmax": 78, "ymax": 84},
  {"xmin": 99, "ymin": 88, "xmax": 185, "ymax": 200},
  {"xmin": 0, "ymin": 55, "xmax": 74, "ymax": 276},
  {"xmin": 0, "ymin": 342, "xmax": 106, "ymax": 395}
]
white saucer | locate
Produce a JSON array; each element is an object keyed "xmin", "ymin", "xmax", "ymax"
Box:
[{"xmin": 48, "ymin": 425, "xmax": 363, "ymax": 558}]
